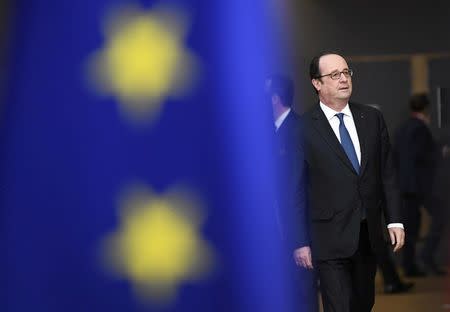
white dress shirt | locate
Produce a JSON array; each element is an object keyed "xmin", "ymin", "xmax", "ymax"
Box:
[
  {"xmin": 319, "ymin": 102, "xmax": 361, "ymax": 164},
  {"xmin": 319, "ymin": 102, "xmax": 403, "ymax": 230},
  {"xmin": 274, "ymin": 108, "xmax": 291, "ymax": 132}
]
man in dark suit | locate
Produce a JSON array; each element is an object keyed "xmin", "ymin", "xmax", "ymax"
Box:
[
  {"xmin": 293, "ymin": 52, "xmax": 405, "ymax": 312},
  {"xmin": 394, "ymin": 93, "xmax": 446, "ymax": 276},
  {"xmin": 266, "ymin": 75, "xmax": 317, "ymax": 311}
]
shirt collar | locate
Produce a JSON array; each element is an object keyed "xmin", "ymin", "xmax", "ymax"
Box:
[
  {"xmin": 319, "ymin": 101, "xmax": 352, "ymax": 121},
  {"xmin": 275, "ymin": 108, "xmax": 291, "ymax": 131}
]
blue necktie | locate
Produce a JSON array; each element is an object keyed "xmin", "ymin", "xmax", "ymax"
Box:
[{"xmin": 336, "ymin": 113, "xmax": 360, "ymax": 174}]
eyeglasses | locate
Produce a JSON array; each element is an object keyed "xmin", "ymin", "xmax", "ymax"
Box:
[{"xmin": 316, "ymin": 69, "xmax": 353, "ymax": 80}]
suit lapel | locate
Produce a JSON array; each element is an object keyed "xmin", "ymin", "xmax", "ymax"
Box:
[
  {"xmin": 350, "ymin": 103, "xmax": 368, "ymax": 175},
  {"xmin": 310, "ymin": 106, "xmax": 357, "ymax": 174}
]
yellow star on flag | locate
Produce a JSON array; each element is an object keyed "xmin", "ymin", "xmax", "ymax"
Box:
[
  {"xmin": 86, "ymin": 6, "xmax": 198, "ymax": 123},
  {"xmin": 100, "ymin": 184, "xmax": 214, "ymax": 305}
]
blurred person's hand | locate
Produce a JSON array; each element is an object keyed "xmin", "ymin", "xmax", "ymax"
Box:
[{"xmin": 293, "ymin": 246, "xmax": 313, "ymax": 269}]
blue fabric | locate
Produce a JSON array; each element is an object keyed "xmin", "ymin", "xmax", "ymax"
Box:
[
  {"xmin": 336, "ymin": 113, "xmax": 360, "ymax": 174},
  {"xmin": 0, "ymin": 1, "xmax": 304, "ymax": 311}
]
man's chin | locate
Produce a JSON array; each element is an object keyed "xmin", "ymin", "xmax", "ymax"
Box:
[
  {"xmin": 338, "ymin": 89, "xmax": 351, "ymax": 95},
  {"xmin": 337, "ymin": 94, "xmax": 351, "ymax": 101}
]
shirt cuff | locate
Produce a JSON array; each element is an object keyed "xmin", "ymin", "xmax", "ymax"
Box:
[{"xmin": 387, "ymin": 223, "xmax": 404, "ymax": 229}]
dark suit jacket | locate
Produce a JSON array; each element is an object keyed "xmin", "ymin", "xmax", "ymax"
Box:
[
  {"xmin": 394, "ymin": 117, "xmax": 437, "ymax": 196},
  {"xmin": 275, "ymin": 110, "xmax": 310, "ymax": 251},
  {"xmin": 301, "ymin": 102, "xmax": 401, "ymax": 261}
]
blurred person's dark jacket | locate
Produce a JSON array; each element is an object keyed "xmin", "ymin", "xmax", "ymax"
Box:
[
  {"xmin": 394, "ymin": 117, "xmax": 438, "ymax": 197},
  {"xmin": 274, "ymin": 110, "xmax": 310, "ymax": 251},
  {"xmin": 274, "ymin": 110, "xmax": 318, "ymax": 312},
  {"xmin": 394, "ymin": 115, "xmax": 445, "ymax": 275}
]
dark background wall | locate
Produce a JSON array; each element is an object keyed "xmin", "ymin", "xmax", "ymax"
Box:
[{"xmin": 292, "ymin": 0, "xmax": 450, "ymax": 57}]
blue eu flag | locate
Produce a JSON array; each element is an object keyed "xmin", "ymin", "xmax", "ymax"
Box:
[{"xmin": 1, "ymin": 0, "xmax": 309, "ymax": 311}]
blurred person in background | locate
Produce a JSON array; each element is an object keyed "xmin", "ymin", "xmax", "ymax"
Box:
[
  {"xmin": 394, "ymin": 93, "xmax": 447, "ymax": 276},
  {"xmin": 266, "ymin": 74, "xmax": 318, "ymax": 312},
  {"xmin": 421, "ymin": 112, "xmax": 450, "ymax": 275},
  {"xmin": 366, "ymin": 105, "xmax": 415, "ymax": 293}
]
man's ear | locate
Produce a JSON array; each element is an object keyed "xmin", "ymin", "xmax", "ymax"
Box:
[
  {"xmin": 312, "ymin": 79, "xmax": 321, "ymax": 93},
  {"xmin": 272, "ymin": 94, "xmax": 281, "ymax": 105}
]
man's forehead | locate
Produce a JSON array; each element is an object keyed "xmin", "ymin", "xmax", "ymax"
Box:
[{"xmin": 319, "ymin": 54, "xmax": 348, "ymax": 71}]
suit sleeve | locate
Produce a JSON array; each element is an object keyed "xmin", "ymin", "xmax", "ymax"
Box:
[
  {"xmin": 379, "ymin": 112, "xmax": 402, "ymax": 223},
  {"xmin": 291, "ymin": 125, "xmax": 310, "ymax": 249},
  {"xmin": 276, "ymin": 118, "xmax": 310, "ymax": 251}
]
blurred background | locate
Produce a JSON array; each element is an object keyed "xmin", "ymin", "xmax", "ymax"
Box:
[{"xmin": 0, "ymin": 0, "xmax": 449, "ymax": 311}]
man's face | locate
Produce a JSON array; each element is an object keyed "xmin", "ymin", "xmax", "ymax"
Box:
[{"xmin": 313, "ymin": 54, "xmax": 352, "ymax": 105}]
